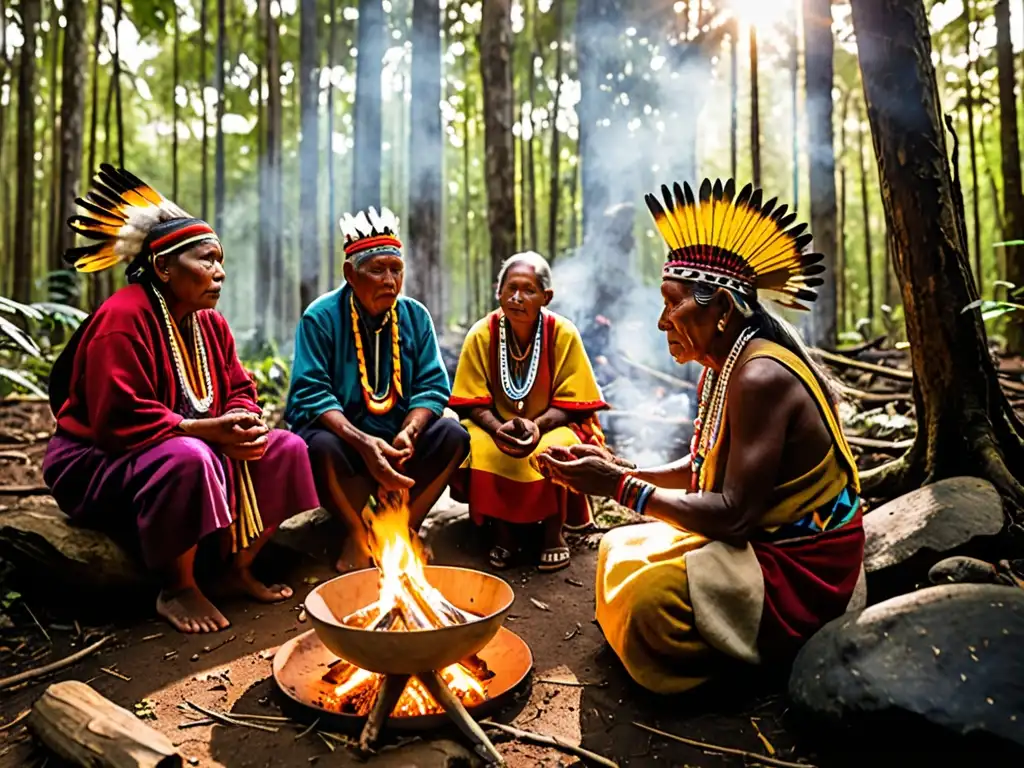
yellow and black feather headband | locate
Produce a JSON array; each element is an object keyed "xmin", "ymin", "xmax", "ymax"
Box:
[
  {"xmin": 64, "ymin": 165, "xmax": 220, "ymax": 283},
  {"xmin": 645, "ymin": 178, "xmax": 826, "ymax": 311}
]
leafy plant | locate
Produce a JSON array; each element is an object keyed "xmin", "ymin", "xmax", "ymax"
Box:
[{"xmin": 0, "ymin": 295, "xmax": 87, "ymax": 398}]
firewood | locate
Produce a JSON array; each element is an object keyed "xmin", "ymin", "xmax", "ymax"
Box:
[
  {"xmin": 29, "ymin": 680, "xmax": 182, "ymax": 767},
  {"xmin": 322, "ymin": 659, "xmax": 357, "ymax": 686},
  {"xmin": 358, "ymin": 674, "xmax": 410, "ymax": 753},
  {"xmin": 419, "ymin": 670, "xmax": 505, "ymax": 766}
]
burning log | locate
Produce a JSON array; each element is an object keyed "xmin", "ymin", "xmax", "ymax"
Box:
[
  {"xmin": 459, "ymin": 654, "xmax": 494, "ymax": 682},
  {"xmin": 358, "ymin": 674, "xmax": 410, "ymax": 754},
  {"xmin": 341, "ymin": 604, "xmax": 381, "ymax": 629}
]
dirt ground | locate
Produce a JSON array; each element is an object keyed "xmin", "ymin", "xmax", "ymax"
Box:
[{"xmin": 0, "ymin": 403, "xmax": 857, "ymax": 767}]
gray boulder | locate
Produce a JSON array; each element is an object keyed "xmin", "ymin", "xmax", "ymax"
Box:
[{"xmin": 789, "ymin": 583, "xmax": 1024, "ymax": 754}]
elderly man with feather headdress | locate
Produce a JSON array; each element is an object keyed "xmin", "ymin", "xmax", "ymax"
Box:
[
  {"xmin": 535, "ymin": 178, "xmax": 867, "ymax": 693},
  {"xmin": 285, "ymin": 207, "xmax": 469, "ymax": 573},
  {"xmin": 44, "ymin": 166, "xmax": 320, "ymax": 635}
]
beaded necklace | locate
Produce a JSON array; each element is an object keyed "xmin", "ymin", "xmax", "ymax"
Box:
[
  {"xmin": 151, "ymin": 285, "xmax": 214, "ymax": 416},
  {"xmin": 350, "ymin": 293, "xmax": 403, "ymax": 415},
  {"xmin": 498, "ymin": 312, "xmax": 542, "ymax": 412},
  {"xmin": 689, "ymin": 326, "xmax": 758, "ymax": 492}
]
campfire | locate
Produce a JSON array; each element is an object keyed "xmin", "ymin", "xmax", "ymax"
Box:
[{"xmin": 318, "ymin": 493, "xmax": 493, "ymax": 717}]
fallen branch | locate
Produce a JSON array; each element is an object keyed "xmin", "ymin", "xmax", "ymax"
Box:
[
  {"xmin": 0, "ymin": 636, "xmax": 111, "ymax": 690},
  {"xmin": 835, "ymin": 383, "xmax": 913, "ymax": 404},
  {"xmin": 632, "ymin": 722, "xmax": 815, "ymax": 768},
  {"xmin": 846, "ymin": 435, "xmax": 916, "ymax": 454},
  {"xmin": 0, "ymin": 710, "xmax": 29, "ymax": 731},
  {"xmin": 0, "ymin": 450, "xmax": 30, "ymax": 462},
  {"xmin": 483, "ymin": 719, "xmax": 619, "ymax": 768},
  {"xmin": 0, "ymin": 484, "xmax": 51, "ymax": 496},
  {"xmin": 813, "ymin": 349, "xmax": 914, "ymax": 381},
  {"xmin": 184, "ymin": 701, "xmax": 278, "ymax": 733},
  {"xmin": 832, "ymin": 335, "xmax": 887, "ymax": 355},
  {"xmin": 617, "ymin": 354, "xmax": 695, "ymax": 390}
]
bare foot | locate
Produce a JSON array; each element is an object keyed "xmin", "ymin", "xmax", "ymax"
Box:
[
  {"xmin": 157, "ymin": 586, "xmax": 231, "ymax": 634},
  {"xmin": 335, "ymin": 538, "xmax": 373, "ymax": 573},
  {"xmin": 221, "ymin": 566, "xmax": 294, "ymax": 603}
]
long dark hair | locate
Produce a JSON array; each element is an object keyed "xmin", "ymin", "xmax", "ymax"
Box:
[{"xmin": 748, "ymin": 299, "xmax": 843, "ymax": 412}]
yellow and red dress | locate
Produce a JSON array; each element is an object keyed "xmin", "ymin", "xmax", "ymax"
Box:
[{"xmin": 449, "ymin": 309, "xmax": 608, "ymax": 529}]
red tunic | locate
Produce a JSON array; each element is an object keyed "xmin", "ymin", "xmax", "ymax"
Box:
[{"xmin": 53, "ymin": 284, "xmax": 261, "ymax": 453}]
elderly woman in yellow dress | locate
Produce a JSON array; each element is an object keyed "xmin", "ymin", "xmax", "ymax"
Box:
[{"xmin": 449, "ymin": 252, "xmax": 608, "ymax": 572}]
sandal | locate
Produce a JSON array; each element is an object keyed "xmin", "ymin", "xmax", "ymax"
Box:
[
  {"xmin": 489, "ymin": 545, "xmax": 515, "ymax": 570},
  {"xmin": 537, "ymin": 546, "xmax": 571, "ymax": 573}
]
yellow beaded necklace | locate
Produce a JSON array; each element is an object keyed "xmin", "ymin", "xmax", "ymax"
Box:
[{"xmin": 349, "ymin": 293, "xmax": 403, "ymax": 415}]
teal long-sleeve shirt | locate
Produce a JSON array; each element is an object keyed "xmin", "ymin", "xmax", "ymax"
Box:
[{"xmin": 284, "ymin": 284, "xmax": 451, "ymax": 439}]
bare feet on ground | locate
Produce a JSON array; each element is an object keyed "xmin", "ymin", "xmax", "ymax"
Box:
[
  {"xmin": 335, "ymin": 538, "xmax": 373, "ymax": 573},
  {"xmin": 221, "ymin": 566, "xmax": 294, "ymax": 603},
  {"xmin": 157, "ymin": 586, "xmax": 231, "ymax": 634}
]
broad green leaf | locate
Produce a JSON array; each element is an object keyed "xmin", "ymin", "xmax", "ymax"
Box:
[
  {"xmin": 0, "ymin": 297, "xmax": 44, "ymax": 321},
  {"xmin": 0, "ymin": 368, "xmax": 47, "ymax": 398},
  {"xmin": 0, "ymin": 317, "xmax": 42, "ymax": 357}
]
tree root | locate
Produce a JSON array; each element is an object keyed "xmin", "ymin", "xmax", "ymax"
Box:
[{"xmin": 859, "ymin": 435, "xmax": 925, "ymax": 499}]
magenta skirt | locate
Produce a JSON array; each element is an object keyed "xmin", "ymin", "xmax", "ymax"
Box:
[{"xmin": 42, "ymin": 430, "xmax": 319, "ymax": 570}]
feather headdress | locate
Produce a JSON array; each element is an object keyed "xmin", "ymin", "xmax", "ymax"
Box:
[
  {"xmin": 64, "ymin": 165, "xmax": 219, "ymax": 282},
  {"xmin": 339, "ymin": 206, "xmax": 402, "ymax": 266},
  {"xmin": 645, "ymin": 178, "xmax": 826, "ymax": 311}
]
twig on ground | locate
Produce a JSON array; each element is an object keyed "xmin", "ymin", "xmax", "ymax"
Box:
[
  {"xmin": 184, "ymin": 701, "xmax": 279, "ymax": 733},
  {"xmin": 535, "ymin": 677, "xmax": 606, "ymax": 688},
  {"xmin": 832, "ymin": 335, "xmax": 887, "ymax": 355},
  {"xmin": 99, "ymin": 667, "xmax": 131, "ymax": 682},
  {"xmin": 482, "ymin": 719, "xmax": 619, "ymax": 768},
  {"xmin": 0, "ymin": 710, "xmax": 29, "ymax": 732},
  {"xmin": 813, "ymin": 349, "xmax": 913, "ymax": 381},
  {"xmin": 632, "ymin": 722, "xmax": 816, "ymax": 768},
  {"xmin": 318, "ymin": 732, "xmax": 336, "ymax": 752},
  {"xmin": 23, "ymin": 604, "xmax": 50, "ymax": 644},
  {"xmin": 141, "ymin": 633, "xmax": 163, "ymax": 642},
  {"xmin": 202, "ymin": 634, "xmax": 236, "ymax": 653},
  {"xmin": 0, "ymin": 450, "xmax": 30, "ymax": 462},
  {"xmin": 0, "ymin": 636, "xmax": 111, "ymax": 690},
  {"xmin": 846, "ymin": 435, "xmax": 915, "ymax": 454},
  {"xmin": 835, "ymin": 383, "xmax": 913, "ymax": 404},
  {"xmin": 294, "ymin": 718, "xmax": 320, "ymax": 740}
]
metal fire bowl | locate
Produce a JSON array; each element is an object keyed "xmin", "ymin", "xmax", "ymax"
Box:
[
  {"xmin": 272, "ymin": 625, "xmax": 533, "ymax": 731},
  {"xmin": 303, "ymin": 565, "xmax": 515, "ymax": 675}
]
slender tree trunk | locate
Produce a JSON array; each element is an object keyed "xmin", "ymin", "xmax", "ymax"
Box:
[
  {"xmin": 267, "ymin": 0, "xmax": 284, "ymax": 337},
  {"xmin": 851, "ymin": 0, "xmax": 1024, "ymax": 517},
  {"xmin": 13, "ymin": 0, "xmax": 39, "ymax": 303},
  {"xmin": 547, "ymin": 0, "xmax": 566, "ymax": 262},
  {"xmin": 730, "ymin": 22, "xmax": 738, "ymax": 180},
  {"xmin": 46, "ymin": 0, "xmax": 62, "ymax": 273},
  {"xmin": 214, "ymin": 0, "xmax": 227, "ymax": 234},
  {"xmin": 86, "ymin": 0, "xmax": 104, "ymax": 307},
  {"xmin": 995, "ymin": 0, "xmax": 1024, "ymax": 353},
  {"xmin": 113, "ymin": 0, "xmax": 123, "ymax": 166},
  {"xmin": 749, "ymin": 26, "xmax": 761, "ymax": 187},
  {"xmin": 408, "ymin": 0, "xmax": 443, "ymax": 312},
  {"xmin": 803, "ymin": 0, "xmax": 837, "ymax": 348},
  {"xmin": 326, "ymin": 0, "xmax": 337, "ymax": 287},
  {"xmin": 858, "ymin": 106, "xmax": 874, "ymax": 333},
  {"xmin": 352, "ymin": 0, "xmax": 385, "ymax": 210},
  {"xmin": 838, "ymin": 91, "xmax": 850, "ymax": 333},
  {"xmin": 480, "ymin": 0, "xmax": 516, "ymax": 284},
  {"xmin": 298, "ymin": 0, "xmax": 319, "ymax": 309},
  {"xmin": 256, "ymin": 0, "xmax": 270, "ymax": 338},
  {"xmin": 200, "ymin": 0, "xmax": 209, "ymax": 220},
  {"xmin": 172, "ymin": 6, "xmax": 180, "ymax": 200},
  {"xmin": 964, "ymin": 0, "xmax": 982, "ymax": 295},
  {"xmin": 790, "ymin": 2, "xmax": 799, "ymax": 211},
  {"xmin": 55, "ymin": 0, "xmax": 86, "ymax": 287}
]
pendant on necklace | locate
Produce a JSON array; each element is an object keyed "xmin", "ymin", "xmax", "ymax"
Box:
[{"xmin": 516, "ymin": 400, "xmax": 525, "ymax": 412}]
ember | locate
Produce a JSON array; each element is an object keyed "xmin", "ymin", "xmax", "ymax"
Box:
[{"xmin": 321, "ymin": 492, "xmax": 494, "ymax": 717}]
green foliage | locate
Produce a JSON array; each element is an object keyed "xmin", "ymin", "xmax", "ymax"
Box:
[
  {"xmin": 240, "ymin": 338, "xmax": 292, "ymax": 409},
  {"xmin": 0, "ymin": 294, "xmax": 87, "ymax": 399}
]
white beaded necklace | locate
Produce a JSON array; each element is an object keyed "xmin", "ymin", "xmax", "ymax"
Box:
[
  {"xmin": 690, "ymin": 325, "xmax": 757, "ymax": 491},
  {"xmin": 152, "ymin": 285, "xmax": 214, "ymax": 415},
  {"xmin": 499, "ymin": 312, "xmax": 543, "ymax": 412}
]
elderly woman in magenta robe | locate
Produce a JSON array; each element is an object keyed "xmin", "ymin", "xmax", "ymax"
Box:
[
  {"xmin": 449, "ymin": 252, "xmax": 608, "ymax": 573},
  {"xmin": 44, "ymin": 165, "xmax": 319, "ymax": 634}
]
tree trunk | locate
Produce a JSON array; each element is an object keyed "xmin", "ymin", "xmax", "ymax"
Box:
[
  {"xmin": 995, "ymin": 0, "xmax": 1024, "ymax": 353},
  {"xmin": 838, "ymin": 90, "xmax": 850, "ymax": 333},
  {"xmin": 858, "ymin": 105, "xmax": 874, "ymax": 333},
  {"xmin": 214, "ymin": 0, "xmax": 227, "ymax": 234},
  {"xmin": 326, "ymin": 0, "xmax": 337, "ymax": 287},
  {"xmin": 113, "ymin": 0, "xmax": 124, "ymax": 166},
  {"xmin": 851, "ymin": 0, "xmax": 1024, "ymax": 522},
  {"xmin": 480, "ymin": 0, "xmax": 516, "ymax": 285},
  {"xmin": 408, "ymin": 0, "xmax": 443, "ymax": 313},
  {"xmin": 298, "ymin": 0, "xmax": 319, "ymax": 309},
  {"xmin": 547, "ymin": 0, "xmax": 566, "ymax": 262},
  {"xmin": 46, "ymin": 0, "xmax": 62, "ymax": 273},
  {"xmin": 266, "ymin": 0, "xmax": 284, "ymax": 337},
  {"xmin": 964, "ymin": 0, "xmax": 982, "ymax": 294},
  {"xmin": 55, "ymin": 0, "xmax": 85, "ymax": 281},
  {"xmin": 730, "ymin": 21, "xmax": 738, "ymax": 180},
  {"xmin": 172, "ymin": 5, "xmax": 180, "ymax": 200},
  {"xmin": 13, "ymin": 0, "xmax": 39, "ymax": 304},
  {"xmin": 352, "ymin": 0, "xmax": 385, "ymax": 210},
  {"xmin": 199, "ymin": 0, "xmax": 209, "ymax": 220},
  {"xmin": 86, "ymin": 0, "xmax": 104, "ymax": 308},
  {"xmin": 803, "ymin": 0, "xmax": 837, "ymax": 349},
  {"xmin": 749, "ymin": 26, "xmax": 761, "ymax": 188}
]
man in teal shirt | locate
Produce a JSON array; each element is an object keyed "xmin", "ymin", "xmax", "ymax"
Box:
[{"xmin": 285, "ymin": 206, "xmax": 469, "ymax": 572}]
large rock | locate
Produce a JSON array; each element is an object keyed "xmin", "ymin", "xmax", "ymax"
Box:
[
  {"xmin": 788, "ymin": 584, "xmax": 1024, "ymax": 755},
  {"xmin": 0, "ymin": 505, "xmax": 145, "ymax": 593},
  {"xmin": 863, "ymin": 477, "xmax": 1003, "ymax": 596}
]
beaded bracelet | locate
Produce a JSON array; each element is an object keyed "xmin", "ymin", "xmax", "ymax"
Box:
[{"xmin": 616, "ymin": 474, "xmax": 656, "ymax": 513}]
